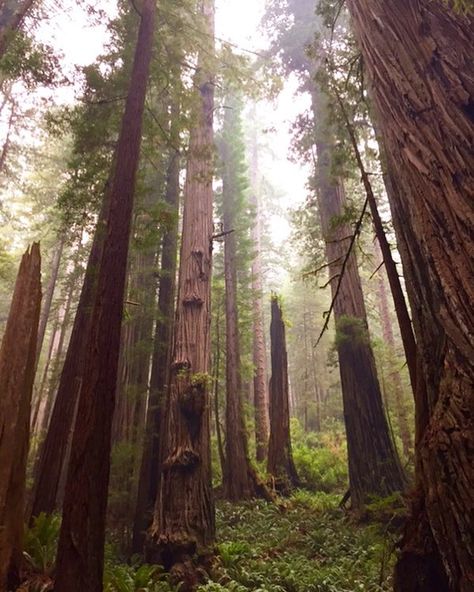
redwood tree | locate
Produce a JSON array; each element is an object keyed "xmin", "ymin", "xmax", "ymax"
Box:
[
  {"xmin": 133, "ymin": 123, "xmax": 181, "ymax": 553},
  {"xmin": 221, "ymin": 94, "xmax": 262, "ymax": 500},
  {"xmin": 148, "ymin": 0, "xmax": 215, "ymax": 584},
  {"xmin": 345, "ymin": 3, "xmax": 473, "ymax": 589},
  {"xmin": 0, "ymin": 243, "xmax": 41, "ymax": 590},
  {"xmin": 249, "ymin": 113, "xmax": 270, "ymax": 462},
  {"xmin": 54, "ymin": 1, "xmax": 156, "ymax": 589},
  {"xmin": 267, "ymin": 295, "xmax": 299, "ymax": 491}
]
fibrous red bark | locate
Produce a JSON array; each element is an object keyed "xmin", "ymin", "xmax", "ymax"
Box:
[
  {"xmin": 148, "ymin": 1, "xmax": 216, "ymax": 585},
  {"xmin": 345, "ymin": 2, "xmax": 474, "ymax": 589},
  {"xmin": 54, "ymin": 2, "xmax": 156, "ymax": 589},
  {"xmin": 0, "ymin": 243, "xmax": 41, "ymax": 591}
]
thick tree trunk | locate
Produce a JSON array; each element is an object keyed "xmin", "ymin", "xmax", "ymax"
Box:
[
  {"xmin": 0, "ymin": 244, "xmax": 41, "ymax": 591},
  {"xmin": 30, "ymin": 222, "xmax": 105, "ymax": 520},
  {"xmin": 132, "ymin": 136, "xmax": 181, "ymax": 554},
  {"xmin": 345, "ymin": 2, "xmax": 473, "ymax": 589},
  {"xmin": 54, "ymin": 3, "xmax": 156, "ymax": 590},
  {"xmin": 267, "ymin": 296, "xmax": 299, "ymax": 492},
  {"xmin": 0, "ymin": 0, "xmax": 35, "ymax": 58},
  {"xmin": 312, "ymin": 87, "xmax": 406, "ymax": 508},
  {"xmin": 148, "ymin": 4, "xmax": 215, "ymax": 585},
  {"xmin": 249, "ymin": 122, "xmax": 269, "ymax": 462}
]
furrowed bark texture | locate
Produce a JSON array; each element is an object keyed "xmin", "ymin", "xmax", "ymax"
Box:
[
  {"xmin": 149, "ymin": 0, "xmax": 215, "ymax": 580},
  {"xmin": 267, "ymin": 296, "xmax": 299, "ymax": 491},
  {"xmin": 221, "ymin": 101, "xmax": 261, "ymax": 500},
  {"xmin": 0, "ymin": 0, "xmax": 35, "ymax": 58},
  {"xmin": 133, "ymin": 138, "xmax": 180, "ymax": 554},
  {"xmin": 54, "ymin": 2, "xmax": 156, "ymax": 590},
  {"xmin": 345, "ymin": 2, "xmax": 474, "ymax": 589},
  {"xmin": 0, "ymin": 244, "xmax": 41, "ymax": 591},
  {"xmin": 30, "ymin": 191, "xmax": 109, "ymax": 520},
  {"xmin": 312, "ymin": 88, "xmax": 406, "ymax": 508},
  {"xmin": 249, "ymin": 121, "xmax": 269, "ymax": 462}
]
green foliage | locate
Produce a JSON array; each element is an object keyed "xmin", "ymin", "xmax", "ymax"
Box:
[
  {"xmin": 334, "ymin": 315, "xmax": 370, "ymax": 348},
  {"xmin": 0, "ymin": 32, "xmax": 60, "ymax": 87},
  {"xmin": 290, "ymin": 419, "xmax": 348, "ymax": 492},
  {"xmin": 104, "ymin": 562, "xmax": 175, "ymax": 592},
  {"xmin": 211, "ymin": 494, "xmax": 397, "ymax": 591},
  {"xmin": 23, "ymin": 513, "xmax": 61, "ymax": 575}
]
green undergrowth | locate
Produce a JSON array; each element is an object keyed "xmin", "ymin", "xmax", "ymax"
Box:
[
  {"xmin": 205, "ymin": 492, "xmax": 398, "ymax": 592},
  {"xmin": 22, "ymin": 493, "xmax": 400, "ymax": 592}
]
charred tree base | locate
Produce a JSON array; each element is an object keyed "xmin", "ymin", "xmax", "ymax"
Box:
[
  {"xmin": 393, "ymin": 490, "xmax": 449, "ymax": 592},
  {"xmin": 145, "ymin": 534, "xmax": 216, "ymax": 592}
]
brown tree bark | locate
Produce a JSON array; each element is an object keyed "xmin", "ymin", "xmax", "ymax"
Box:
[
  {"xmin": 345, "ymin": 2, "xmax": 473, "ymax": 590},
  {"xmin": 221, "ymin": 102, "xmax": 262, "ymax": 500},
  {"xmin": 35, "ymin": 239, "xmax": 64, "ymax": 368},
  {"xmin": 147, "ymin": 2, "xmax": 215, "ymax": 584},
  {"xmin": 374, "ymin": 240, "xmax": 413, "ymax": 461},
  {"xmin": 249, "ymin": 120, "xmax": 269, "ymax": 462},
  {"xmin": 54, "ymin": 2, "xmax": 156, "ymax": 590},
  {"xmin": 0, "ymin": 0, "xmax": 35, "ymax": 58},
  {"xmin": 312, "ymin": 87, "xmax": 406, "ymax": 508},
  {"xmin": 30, "ymin": 221, "xmax": 105, "ymax": 520},
  {"xmin": 0, "ymin": 243, "xmax": 41, "ymax": 591},
  {"xmin": 267, "ymin": 295, "xmax": 299, "ymax": 492},
  {"xmin": 133, "ymin": 137, "xmax": 180, "ymax": 554}
]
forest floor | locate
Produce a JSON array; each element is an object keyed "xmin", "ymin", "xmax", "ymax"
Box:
[
  {"xmin": 100, "ymin": 490, "xmax": 402, "ymax": 592},
  {"xmin": 206, "ymin": 492, "xmax": 400, "ymax": 592}
]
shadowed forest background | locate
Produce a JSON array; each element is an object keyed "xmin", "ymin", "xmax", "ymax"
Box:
[{"xmin": 0, "ymin": 1, "xmax": 472, "ymax": 592}]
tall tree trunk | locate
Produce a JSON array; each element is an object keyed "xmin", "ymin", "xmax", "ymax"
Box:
[
  {"xmin": 374, "ymin": 241, "xmax": 413, "ymax": 461},
  {"xmin": 54, "ymin": 3, "xmax": 156, "ymax": 590},
  {"xmin": 212, "ymin": 292, "xmax": 225, "ymax": 480},
  {"xmin": 0, "ymin": 244, "xmax": 41, "ymax": 591},
  {"xmin": 221, "ymin": 100, "xmax": 261, "ymax": 500},
  {"xmin": 133, "ymin": 135, "xmax": 181, "ymax": 554},
  {"xmin": 35, "ymin": 239, "xmax": 64, "ymax": 368},
  {"xmin": 267, "ymin": 295, "xmax": 299, "ymax": 492},
  {"xmin": 0, "ymin": 0, "xmax": 34, "ymax": 58},
  {"xmin": 249, "ymin": 120, "xmax": 269, "ymax": 462},
  {"xmin": 311, "ymin": 86, "xmax": 406, "ymax": 508},
  {"xmin": 345, "ymin": 3, "xmax": 473, "ymax": 590},
  {"xmin": 31, "ymin": 310, "xmax": 60, "ymax": 436},
  {"xmin": 148, "ymin": 2, "xmax": 215, "ymax": 585},
  {"xmin": 37, "ymin": 277, "xmax": 75, "ymax": 435}
]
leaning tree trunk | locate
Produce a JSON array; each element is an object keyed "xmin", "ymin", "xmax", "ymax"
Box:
[
  {"xmin": 345, "ymin": 2, "xmax": 473, "ymax": 590},
  {"xmin": 29, "ymin": 196, "xmax": 109, "ymax": 520},
  {"xmin": 0, "ymin": 244, "xmax": 41, "ymax": 591},
  {"xmin": 249, "ymin": 119, "xmax": 269, "ymax": 462},
  {"xmin": 54, "ymin": 2, "xmax": 156, "ymax": 590},
  {"xmin": 0, "ymin": 0, "xmax": 35, "ymax": 58},
  {"xmin": 311, "ymin": 85, "xmax": 406, "ymax": 509},
  {"xmin": 267, "ymin": 295, "xmax": 299, "ymax": 492},
  {"xmin": 147, "ymin": 2, "xmax": 215, "ymax": 587}
]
